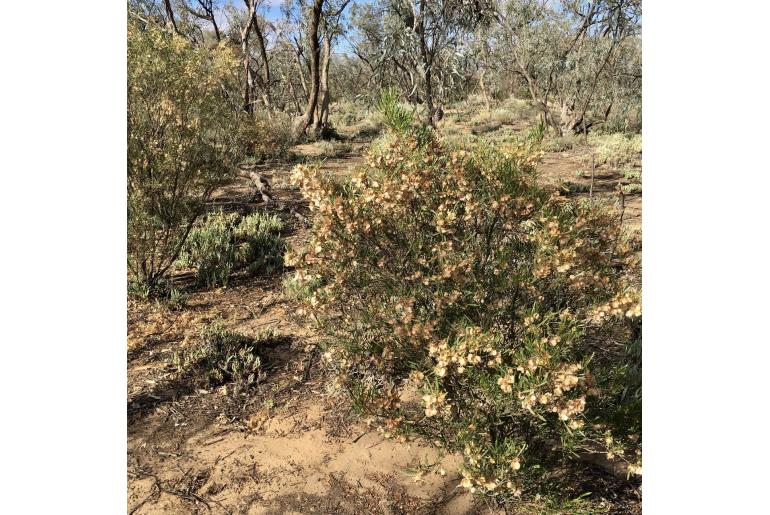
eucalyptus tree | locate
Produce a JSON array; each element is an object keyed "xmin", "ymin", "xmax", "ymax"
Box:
[
  {"xmin": 223, "ymin": 0, "xmax": 274, "ymax": 115},
  {"xmin": 314, "ymin": 0, "xmax": 354, "ymax": 132},
  {"xmin": 291, "ymin": 0, "xmax": 326, "ymax": 137},
  {"xmin": 492, "ymin": 0, "xmax": 641, "ymax": 134},
  {"xmin": 180, "ymin": 0, "xmax": 222, "ymax": 42},
  {"xmin": 349, "ymin": 0, "xmax": 495, "ymax": 125}
]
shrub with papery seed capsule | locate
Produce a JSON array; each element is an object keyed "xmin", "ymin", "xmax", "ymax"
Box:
[{"xmin": 290, "ymin": 129, "xmax": 641, "ymax": 503}]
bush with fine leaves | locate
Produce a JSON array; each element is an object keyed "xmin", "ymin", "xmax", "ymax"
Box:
[
  {"xmin": 288, "ymin": 130, "xmax": 641, "ymax": 503},
  {"xmin": 127, "ymin": 20, "xmax": 243, "ymax": 287}
]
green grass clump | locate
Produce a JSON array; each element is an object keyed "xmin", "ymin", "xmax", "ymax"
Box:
[
  {"xmin": 541, "ymin": 135, "xmax": 576, "ymax": 152},
  {"xmin": 316, "ymin": 140, "xmax": 353, "ymax": 158},
  {"xmin": 177, "ymin": 210, "xmax": 284, "ymax": 287},
  {"xmin": 591, "ymin": 133, "xmax": 642, "ymax": 168},
  {"xmin": 172, "ymin": 325, "xmax": 280, "ymax": 388}
]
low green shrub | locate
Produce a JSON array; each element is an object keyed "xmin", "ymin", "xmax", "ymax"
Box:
[
  {"xmin": 172, "ymin": 325, "xmax": 273, "ymax": 388},
  {"xmin": 233, "ymin": 212, "xmax": 284, "ymax": 275},
  {"xmin": 282, "ymin": 271, "xmax": 322, "ymax": 302},
  {"xmin": 622, "ymin": 169, "xmax": 642, "ymax": 182},
  {"xmin": 621, "ymin": 183, "xmax": 642, "ymax": 195},
  {"xmin": 376, "ymin": 88, "xmax": 416, "ymax": 134},
  {"xmin": 558, "ymin": 180, "xmax": 591, "ymax": 194},
  {"xmin": 525, "ymin": 120, "xmax": 546, "ymax": 145},
  {"xmin": 128, "ymin": 279, "xmax": 155, "ymax": 300},
  {"xmin": 316, "ymin": 140, "xmax": 353, "ymax": 158},
  {"xmin": 501, "ymin": 97, "xmax": 538, "ymax": 121},
  {"xmin": 160, "ymin": 288, "xmax": 188, "ymax": 311},
  {"xmin": 591, "ymin": 133, "xmax": 642, "ymax": 168},
  {"xmin": 177, "ymin": 211, "xmax": 238, "ymax": 286},
  {"xmin": 468, "ymin": 100, "xmax": 535, "ymax": 127},
  {"xmin": 329, "ymin": 99, "xmax": 370, "ymax": 127},
  {"xmin": 128, "ymin": 277, "xmax": 181, "ymax": 303},
  {"xmin": 490, "ymin": 108, "xmax": 517, "ymax": 125},
  {"xmin": 541, "ymin": 135, "xmax": 575, "ymax": 153},
  {"xmin": 470, "ymin": 120, "xmax": 502, "ymax": 135},
  {"xmin": 177, "ymin": 210, "xmax": 284, "ymax": 287},
  {"xmin": 621, "ymin": 169, "xmax": 642, "ymax": 195},
  {"xmin": 289, "ymin": 132, "xmax": 641, "ymax": 503}
]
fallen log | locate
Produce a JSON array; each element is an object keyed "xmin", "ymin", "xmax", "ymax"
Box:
[
  {"xmin": 237, "ymin": 169, "xmax": 272, "ymax": 203},
  {"xmin": 545, "ymin": 438, "xmax": 635, "ymax": 481},
  {"xmin": 576, "ymin": 448, "xmax": 632, "ymax": 480}
]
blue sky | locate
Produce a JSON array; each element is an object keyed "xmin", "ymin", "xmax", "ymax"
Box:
[{"xmin": 206, "ymin": 0, "xmax": 357, "ymax": 54}]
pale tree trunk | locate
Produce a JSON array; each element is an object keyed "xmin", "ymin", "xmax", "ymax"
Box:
[
  {"xmin": 284, "ymin": 71, "xmax": 303, "ymax": 114},
  {"xmin": 291, "ymin": 37, "xmax": 310, "ymax": 98},
  {"xmin": 240, "ymin": 0, "xmax": 257, "ymax": 114},
  {"xmin": 164, "ymin": 0, "xmax": 180, "ymax": 35},
  {"xmin": 479, "ymin": 36, "xmax": 492, "ymax": 112},
  {"xmin": 417, "ymin": 0, "xmax": 436, "ymax": 126},
  {"xmin": 293, "ymin": 0, "xmax": 324, "ymax": 139},
  {"xmin": 479, "ymin": 69, "xmax": 491, "ymax": 112},
  {"xmin": 314, "ymin": 35, "xmax": 332, "ymax": 133},
  {"xmin": 251, "ymin": 14, "xmax": 272, "ymax": 116},
  {"xmin": 313, "ymin": 0, "xmax": 352, "ymax": 133}
]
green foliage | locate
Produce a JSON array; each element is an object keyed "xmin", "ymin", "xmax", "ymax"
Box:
[
  {"xmin": 349, "ymin": 116, "xmax": 384, "ymax": 140},
  {"xmin": 239, "ymin": 111, "xmax": 294, "ymax": 162},
  {"xmin": 620, "ymin": 168, "xmax": 642, "ymax": 194},
  {"xmin": 316, "ymin": 140, "xmax": 353, "ymax": 158},
  {"xmin": 591, "ymin": 133, "xmax": 642, "ymax": 168},
  {"xmin": 325, "ymin": 100, "xmax": 384, "ymax": 140},
  {"xmin": 500, "ymin": 97, "xmax": 538, "ymax": 120},
  {"xmin": 494, "ymin": 2, "xmax": 640, "ymax": 134},
  {"xmin": 172, "ymin": 325, "xmax": 273, "ymax": 388},
  {"xmin": 558, "ymin": 180, "xmax": 590, "ymax": 194},
  {"xmin": 177, "ymin": 210, "xmax": 284, "ymax": 287},
  {"xmin": 622, "ymin": 169, "xmax": 642, "ymax": 182},
  {"xmin": 329, "ymin": 99, "xmax": 370, "ymax": 127},
  {"xmin": 159, "ymin": 288, "xmax": 188, "ymax": 311},
  {"xmin": 470, "ymin": 103, "xmax": 535, "ymax": 127},
  {"xmin": 128, "ymin": 277, "xmax": 182, "ymax": 304},
  {"xmin": 282, "ymin": 268, "xmax": 322, "ymax": 302},
  {"xmin": 177, "ymin": 211, "xmax": 238, "ymax": 286},
  {"xmin": 621, "ymin": 184, "xmax": 642, "ymax": 195},
  {"xmin": 290, "ymin": 136, "xmax": 642, "ymax": 502},
  {"xmin": 541, "ymin": 135, "xmax": 575, "ymax": 153},
  {"xmin": 376, "ymin": 88, "xmax": 415, "ymax": 135},
  {"xmin": 234, "ymin": 211, "xmax": 285, "ymax": 275},
  {"xmin": 470, "ymin": 120, "xmax": 502, "ymax": 135},
  {"xmin": 127, "ymin": 21, "xmax": 244, "ymax": 287},
  {"xmin": 526, "ymin": 119, "xmax": 546, "ymax": 145},
  {"xmin": 128, "ymin": 278, "xmax": 155, "ymax": 299}
]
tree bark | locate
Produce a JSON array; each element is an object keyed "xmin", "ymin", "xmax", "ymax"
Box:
[
  {"xmin": 251, "ymin": 14, "xmax": 272, "ymax": 114},
  {"xmin": 182, "ymin": 1, "xmax": 221, "ymax": 42},
  {"xmin": 314, "ymin": 35, "xmax": 332, "ymax": 133},
  {"xmin": 479, "ymin": 68, "xmax": 491, "ymax": 112},
  {"xmin": 291, "ymin": 36, "xmax": 310, "ymax": 98},
  {"xmin": 293, "ymin": 0, "xmax": 324, "ymax": 139},
  {"xmin": 240, "ymin": 0, "xmax": 257, "ymax": 114},
  {"xmin": 417, "ymin": 0, "xmax": 436, "ymax": 126},
  {"xmin": 238, "ymin": 169, "xmax": 272, "ymax": 203},
  {"xmin": 163, "ymin": 0, "xmax": 180, "ymax": 34}
]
